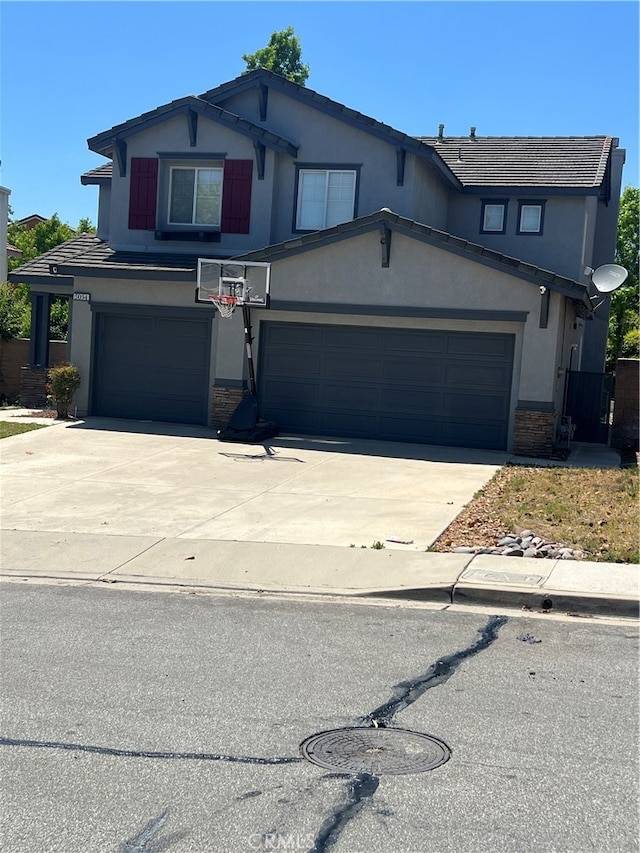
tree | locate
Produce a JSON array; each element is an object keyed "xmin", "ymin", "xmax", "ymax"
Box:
[
  {"xmin": 242, "ymin": 26, "xmax": 310, "ymax": 85},
  {"xmin": 7, "ymin": 213, "xmax": 95, "ymax": 273},
  {"xmin": 5, "ymin": 213, "xmax": 96, "ymax": 341},
  {"xmin": 607, "ymin": 186, "xmax": 639, "ymax": 366}
]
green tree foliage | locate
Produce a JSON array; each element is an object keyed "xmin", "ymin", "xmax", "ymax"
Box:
[
  {"xmin": 7, "ymin": 213, "xmax": 95, "ymax": 273},
  {"xmin": 242, "ymin": 26, "xmax": 310, "ymax": 85},
  {"xmin": 5, "ymin": 214, "xmax": 96, "ymax": 341},
  {"xmin": 0, "ymin": 283, "xmax": 25, "ymax": 341},
  {"xmin": 608, "ymin": 186, "xmax": 639, "ymax": 366}
]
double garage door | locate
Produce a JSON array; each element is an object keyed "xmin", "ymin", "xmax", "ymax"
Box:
[
  {"xmin": 92, "ymin": 311, "xmax": 211, "ymax": 424},
  {"xmin": 259, "ymin": 322, "xmax": 514, "ymax": 450}
]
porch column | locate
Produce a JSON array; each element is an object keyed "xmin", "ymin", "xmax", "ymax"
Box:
[{"xmin": 28, "ymin": 292, "xmax": 52, "ymax": 368}]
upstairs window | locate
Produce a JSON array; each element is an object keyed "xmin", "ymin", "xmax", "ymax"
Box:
[
  {"xmin": 169, "ymin": 166, "xmax": 223, "ymax": 226},
  {"xmin": 517, "ymin": 201, "xmax": 545, "ymax": 235},
  {"xmin": 480, "ymin": 200, "xmax": 508, "ymax": 234},
  {"xmin": 296, "ymin": 168, "xmax": 357, "ymax": 231}
]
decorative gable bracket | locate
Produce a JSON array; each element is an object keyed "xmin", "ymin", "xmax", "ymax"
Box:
[
  {"xmin": 396, "ymin": 147, "xmax": 406, "ymax": 186},
  {"xmin": 188, "ymin": 109, "xmax": 198, "ymax": 147},
  {"xmin": 253, "ymin": 141, "xmax": 266, "ymax": 180},
  {"xmin": 259, "ymin": 84, "xmax": 269, "ymax": 122},
  {"xmin": 379, "ymin": 223, "xmax": 392, "ymax": 267},
  {"xmin": 115, "ymin": 139, "xmax": 127, "ymax": 178}
]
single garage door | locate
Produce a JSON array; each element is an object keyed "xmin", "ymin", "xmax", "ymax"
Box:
[
  {"xmin": 259, "ymin": 323, "xmax": 514, "ymax": 449},
  {"xmin": 93, "ymin": 311, "xmax": 211, "ymax": 424}
]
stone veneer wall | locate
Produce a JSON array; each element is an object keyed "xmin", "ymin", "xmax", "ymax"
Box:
[
  {"xmin": 19, "ymin": 367, "xmax": 50, "ymax": 408},
  {"xmin": 611, "ymin": 359, "xmax": 639, "ymax": 449},
  {"xmin": 210, "ymin": 386, "xmax": 248, "ymax": 430},
  {"xmin": 513, "ymin": 408, "xmax": 557, "ymax": 458}
]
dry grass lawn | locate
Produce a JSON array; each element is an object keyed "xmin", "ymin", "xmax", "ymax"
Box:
[{"xmin": 430, "ymin": 461, "xmax": 639, "ymax": 564}]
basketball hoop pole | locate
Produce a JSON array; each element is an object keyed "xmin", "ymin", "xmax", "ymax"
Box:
[{"xmin": 242, "ymin": 303, "xmax": 257, "ymax": 397}]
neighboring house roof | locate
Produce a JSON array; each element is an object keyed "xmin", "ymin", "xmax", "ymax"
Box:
[
  {"xmin": 6, "ymin": 243, "xmax": 23, "ymax": 258},
  {"xmin": 414, "ymin": 135, "xmax": 615, "ymax": 190},
  {"xmin": 9, "ymin": 212, "xmax": 590, "ymax": 309},
  {"xmin": 81, "ymin": 163, "xmax": 113, "ymax": 185},
  {"xmin": 16, "ymin": 214, "xmax": 47, "ymax": 230},
  {"xmin": 238, "ymin": 208, "xmax": 591, "ymax": 305},
  {"xmin": 86, "ymin": 95, "xmax": 299, "ymax": 161}
]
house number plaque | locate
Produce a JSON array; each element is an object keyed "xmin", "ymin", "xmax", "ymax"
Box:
[{"xmin": 73, "ymin": 292, "xmax": 91, "ymax": 302}]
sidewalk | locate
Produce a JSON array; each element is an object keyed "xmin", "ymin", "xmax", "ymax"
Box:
[
  {"xmin": 1, "ymin": 409, "xmax": 638, "ymax": 618},
  {"xmin": 1, "ymin": 529, "xmax": 638, "ymax": 618}
]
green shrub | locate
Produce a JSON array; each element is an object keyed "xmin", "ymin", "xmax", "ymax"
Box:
[{"xmin": 47, "ymin": 363, "xmax": 81, "ymax": 418}]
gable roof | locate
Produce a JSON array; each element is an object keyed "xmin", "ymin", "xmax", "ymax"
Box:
[
  {"xmin": 238, "ymin": 208, "xmax": 591, "ymax": 305},
  {"xmin": 200, "ymin": 69, "xmax": 460, "ymax": 189},
  {"xmin": 8, "ymin": 211, "xmax": 592, "ymax": 312},
  {"xmin": 87, "ymin": 95, "xmax": 298, "ymax": 160},
  {"xmin": 414, "ymin": 135, "xmax": 616, "ymax": 190}
]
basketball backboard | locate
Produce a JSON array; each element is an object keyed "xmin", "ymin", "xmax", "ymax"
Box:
[{"xmin": 197, "ymin": 259, "xmax": 271, "ymax": 307}]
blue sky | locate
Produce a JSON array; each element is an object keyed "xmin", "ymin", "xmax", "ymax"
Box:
[{"xmin": 1, "ymin": 1, "xmax": 638, "ymax": 226}]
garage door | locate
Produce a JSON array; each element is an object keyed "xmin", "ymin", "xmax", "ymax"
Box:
[
  {"xmin": 93, "ymin": 311, "xmax": 211, "ymax": 424},
  {"xmin": 259, "ymin": 323, "xmax": 514, "ymax": 449}
]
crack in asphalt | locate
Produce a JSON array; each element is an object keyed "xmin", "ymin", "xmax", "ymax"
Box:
[
  {"xmin": 1, "ymin": 615, "xmax": 507, "ymax": 852},
  {"xmin": 0, "ymin": 736, "xmax": 301, "ymax": 765},
  {"xmin": 309, "ymin": 773, "xmax": 380, "ymax": 853},
  {"xmin": 360, "ymin": 614, "xmax": 508, "ymax": 728},
  {"xmin": 304, "ymin": 614, "xmax": 508, "ymax": 853}
]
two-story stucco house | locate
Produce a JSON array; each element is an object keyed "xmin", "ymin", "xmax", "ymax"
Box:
[{"xmin": 10, "ymin": 69, "xmax": 625, "ymax": 455}]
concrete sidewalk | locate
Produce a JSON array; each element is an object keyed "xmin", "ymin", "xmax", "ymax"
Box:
[{"xmin": 0, "ymin": 409, "xmax": 637, "ymax": 618}]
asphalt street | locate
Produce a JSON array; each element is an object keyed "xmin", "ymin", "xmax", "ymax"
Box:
[{"xmin": 1, "ymin": 582, "xmax": 638, "ymax": 853}]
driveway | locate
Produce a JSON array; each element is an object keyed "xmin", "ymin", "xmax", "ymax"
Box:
[{"xmin": 0, "ymin": 417, "xmax": 510, "ymax": 552}]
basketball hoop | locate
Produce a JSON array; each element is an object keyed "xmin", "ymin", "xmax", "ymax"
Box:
[{"xmin": 209, "ymin": 294, "xmax": 238, "ymax": 318}]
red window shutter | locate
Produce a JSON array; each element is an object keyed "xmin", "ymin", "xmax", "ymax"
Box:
[
  {"xmin": 221, "ymin": 160, "xmax": 253, "ymax": 234},
  {"xmin": 128, "ymin": 158, "xmax": 158, "ymax": 230}
]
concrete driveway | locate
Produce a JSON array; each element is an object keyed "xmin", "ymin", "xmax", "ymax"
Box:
[{"xmin": 0, "ymin": 417, "xmax": 510, "ymax": 552}]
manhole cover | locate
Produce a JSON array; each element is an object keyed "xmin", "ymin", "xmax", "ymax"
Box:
[{"xmin": 299, "ymin": 727, "xmax": 451, "ymax": 775}]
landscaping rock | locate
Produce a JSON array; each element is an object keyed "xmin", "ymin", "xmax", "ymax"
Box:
[{"xmin": 453, "ymin": 528, "xmax": 586, "ymax": 560}]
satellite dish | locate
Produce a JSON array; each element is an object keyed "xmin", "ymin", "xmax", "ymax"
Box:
[{"xmin": 590, "ymin": 264, "xmax": 628, "ymax": 294}]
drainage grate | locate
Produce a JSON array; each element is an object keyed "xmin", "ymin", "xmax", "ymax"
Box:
[{"xmin": 300, "ymin": 727, "xmax": 451, "ymax": 776}]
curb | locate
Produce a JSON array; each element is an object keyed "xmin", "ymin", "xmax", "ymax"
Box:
[
  {"xmin": 2, "ymin": 571, "xmax": 637, "ymax": 619},
  {"xmin": 451, "ymin": 584, "xmax": 640, "ymax": 619}
]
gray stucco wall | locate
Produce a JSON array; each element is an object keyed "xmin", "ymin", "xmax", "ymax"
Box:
[
  {"xmin": 106, "ymin": 115, "xmax": 276, "ymax": 254},
  {"xmin": 104, "ymin": 86, "xmax": 450, "ymax": 254},
  {"xmin": 446, "ymin": 193, "xmax": 593, "ymax": 280}
]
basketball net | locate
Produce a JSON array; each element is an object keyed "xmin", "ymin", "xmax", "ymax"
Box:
[{"xmin": 210, "ymin": 294, "xmax": 238, "ymax": 318}]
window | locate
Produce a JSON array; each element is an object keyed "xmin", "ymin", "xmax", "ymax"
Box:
[
  {"xmin": 296, "ymin": 168, "xmax": 357, "ymax": 230},
  {"xmin": 480, "ymin": 200, "xmax": 508, "ymax": 234},
  {"xmin": 168, "ymin": 166, "xmax": 223, "ymax": 226},
  {"xmin": 517, "ymin": 201, "xmax": 545, "ymax": 235}
]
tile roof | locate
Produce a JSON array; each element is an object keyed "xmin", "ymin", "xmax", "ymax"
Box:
[
  {"xmin": 87, "ymin": 96, "xmax": 298, "ymax": 159},
  {"xmin": 414, "ymin": 136, "xmax": 614, "ymax": 188},
  {"xmin": 238, "ymin": 208, "xmax": 590, "ymax": 304},
  {"xmin": 81, "ymin": 163, "xmax": 113, "ymax": 185},
  {"xmin": 7, "ymin": 234, "xmax": 199, "ymax": 282},
  {"xmin": 7, "ymin": 212, "xmax": 591, "ymax": 310}
]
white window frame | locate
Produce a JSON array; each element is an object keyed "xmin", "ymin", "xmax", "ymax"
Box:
[
  {"xmin": 518, "ymin": 203, "xmax": 543, "ymax": 234},
  {"xmin": 295, "ymin": 168, "xmax": 357, "ymax": 231},
  {"xmin": 168, "ymin": 165, "xmax": 223, "ymax": 227},
  {"xmin": 482, "ymin": 203, "xmax": 506, "ymax": 233}
]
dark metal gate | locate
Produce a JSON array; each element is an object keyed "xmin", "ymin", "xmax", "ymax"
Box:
[{"xmin": 564, "ymin": 371, "xmax": 613, "ymax": 443}]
